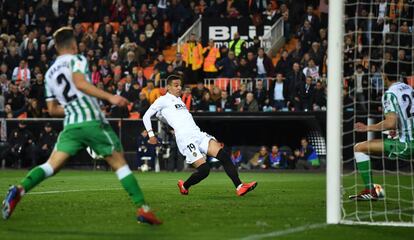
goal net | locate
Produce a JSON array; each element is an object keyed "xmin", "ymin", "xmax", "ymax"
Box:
[{"xmin": 337, "ymin": 0, "xmax": 414, "ymax": 226}]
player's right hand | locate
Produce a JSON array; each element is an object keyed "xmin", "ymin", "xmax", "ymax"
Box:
[
  {"xmin": 148, "ymin": 136, "xmax": 158, "ymax": 145},
  {"xmin": 354, "ymin": 122, "xmax": 368, "ymax": 132},
  {"xmin": 109, "ymin": 95, "xmax": 129, "ymax": 107}
]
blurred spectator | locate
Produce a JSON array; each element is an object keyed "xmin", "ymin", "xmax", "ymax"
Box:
[
  {"xmin": 136, "ymin": 129, "xmax": 156, "ymax": 171},
  {"xmin": 246, "ymin": 51, "xmax": 258, "ymax": 78},
  {"xmin": 91, "ymin": 64, "xmax": 102, "ymax": 85},
  {"xmin": 172, "ymin": 52, "xmax": 185, "ymax": 76},
  {"xmin": 203, "ymin": 39, "xmax": 220, "ymax": 79},
  {"xmin": 132, "ymin": 92, "xmax": 151, "ymax": 118},
  {"xmin": 308, "ymin": 42, "xmax": 324, "ymax": 70},
  {"xmin": 165, "ymin": 64, "xmax": 176, "ymax": 79},
  {"xmin": 5, "ymin": 84, "xmax": 26, "ymax": 116},
  {"xmin": 166, "ymin": 128, "xmax": 185, "ymax": 172},
  {"xmin": 12, "ymin": 60, "xmax": 31, "ymax": 85},
  {"xmin": 397, "ymin": 49, "xmax": 411, "ymax": 80},
  {"xmin": 312, "ymin": 81, "xmax": 326, "ymax": 111},
  {"xmin": 238, "ymin": 92, "xmax": 259, "ymax": 112},
  {"xmin": 141, "ymin": 80, "xmax": 161, "ymax": 104},
  {"xmin": 256, "ymin": 48, "xmax": 274, "ymax": 82},
  {"xmin": 275, "ymin": 49, "xmax": 291, "ymax": 77},
  {"xmin": 36, "ymin": 122, "xmax": 57, "ymax": 163},
  {"xmin": 302, "ymin": 5, "xmax": 320, "ymax": 32},
  {"xmin": 3, "ymin": 121, "xmax": 37, "ymax": 168},
  {"xmin": 191, "ymin": 82, "xmax": 209, "ymax": 107},
  {"xmin": 197, "ymin": 91, "xmax": 215, "ymax": 112},
  {"xmin": 268, "ymin": 145, "xmax": 284, "ymax": 169},
  {"xmin": 0, "ymin": 90, "xmax": 4, "ymax": 117},
  {"xmin": 181, "ymin": 33, "xmax": 203, "ymax": 84},
  {"xmin": 154, "ymin": 53, "xmax": 168, "ymax": 77},
  {"xmin": 369, "ymin": 64, "xmax": 383, "ymax": 100},
  {"xmin": 249, "ymin": 146, "xmax": 268, "ymax": 169},
  {"xmin": 248, "ymin": 36, "xmax": 261, "ymax": 54},
  {"xmin": 229, "ymin": 32, "xmax": 247, "ymax": 58},
  {"xmin": 295, "ymin": 76, "xmax": 315, "ymax": 112},
  {"xmin": 231, "ymin": 147, "xmax": 243, "ymax": 167},
  {"xmin": 286, "ymin": 62, "xmax": 305, "ymax": 98},
  {"xmin": 216, "ymin": 90, "xmax": 234, "ymax": 112},
  {"xmin": 181, "ymin": 85, "xmax": 194, "ymax": 111},
  {"xmin": 351, "ymin": 64, "xmax": 368, "ymax": 112},
  {"xmin": 297, "ymin": 20, "xmax": 317, "ymax": 53},
  {"xmin": 232, "ymin": 83, "xmax": 248, "ymax": 107},
  {"xmin": 302, "ymin": 59, "xmax": 320, "ymax": 81},
  {"xmin": 135, "ymin": 69, "xmax": 147, "ymax": 88},
  {"xmin": 253, "ymin": 80, "xmax": 269, "ymax": 111},
  {"xmin": 26, "ymin": 99, "xmax": 43, "ymax": 118},
  {"xmin": 216, "ymin": 51, "xmax": 238, "ymax": 78},
  {"xmin": 270, "ymin": 73, "xmax": 289, "ymax": 111},
  {"xmin": 295, "ymin": 137, "xmax": 320, "ymax": 169},
  {"xmin": 210, "ymin": 86, "xmax": 221, "ymax": 103}
]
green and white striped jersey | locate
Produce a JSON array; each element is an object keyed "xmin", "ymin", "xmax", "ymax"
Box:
[
  {"xmin": 45, "ymin": 54, "xmax": 107, "ymax": 126},
  {"xmin": 382, "ymin": 82, "xmax": 414, "ymax": 142}
]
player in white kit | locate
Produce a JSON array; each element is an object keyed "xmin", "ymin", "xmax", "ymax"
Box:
[{"xmin": 143, "ymin": 75, "xmax": 257, "ymax": 196}]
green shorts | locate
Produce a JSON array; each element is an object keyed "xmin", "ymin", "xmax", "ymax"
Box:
[
  {"xmin": 309, "ymin": 158, "xmax": 320, "ymax": 167},
  {"xmin": 383, "ymin": 138, "xmax": 414, "ymax": 159},
  {"xmin": 56, "ymin": 121, "xmax": 123, "ymax": 157}
]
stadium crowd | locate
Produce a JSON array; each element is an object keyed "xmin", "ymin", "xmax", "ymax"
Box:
[
  {"xmin": 0, "ymin": 0, "xmax": 411, "ymax": 119},
  {"xmin": 0, "ymin": 0, "xmax": 331, "ymax": 120}
]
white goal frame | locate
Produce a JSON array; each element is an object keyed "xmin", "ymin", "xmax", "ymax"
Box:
[{"xmin": 326, "ymin": 0, "xmax": 414, "ymax": 227}]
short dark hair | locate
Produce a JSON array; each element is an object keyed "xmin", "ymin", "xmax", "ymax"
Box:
[
  {"xmin": 53, "ymin": 27, "xmax": 75, "ymax": 50},
  {"xmin": 166, "ymin": 74, "xmax": 183, "ymax": 85}
]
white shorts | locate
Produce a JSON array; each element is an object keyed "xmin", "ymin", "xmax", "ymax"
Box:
[{"xmin": 176, "ymin": 131, "xmax": 215, "ymax": 164}]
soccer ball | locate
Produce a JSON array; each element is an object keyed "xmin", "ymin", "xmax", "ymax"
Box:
[
  {"xmin": 140, "ymin": 164, "xmax": 149, "ymax": 172},
  {"xmin": 374, "ymin": 183, "xmax": 385, "ymax": 198}
]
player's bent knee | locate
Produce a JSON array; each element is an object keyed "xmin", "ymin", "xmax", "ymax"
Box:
[
  {"xmin": 354, "ymin": 142, "xmax": 365, "ymax": 153},
  {"xmin": 197, "ymin": 163, "xmax": 210, "ymax": 179}
]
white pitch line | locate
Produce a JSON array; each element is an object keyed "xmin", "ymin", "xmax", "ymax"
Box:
[
  {"xmin": 238, "ymin": 223, "xmax": 327, "ymax": 240},
  {"xmin": 28, "ymin": 188, "xmax": 123, "ymax": 195}
]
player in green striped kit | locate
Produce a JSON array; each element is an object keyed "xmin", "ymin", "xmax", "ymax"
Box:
[
  {"xmin": 351, "ymin": 67, "xmax": 414, "ymax": 201},
  {"xmin": 1, "ymin": 27, "xmax": 162, "ymax": 224}
]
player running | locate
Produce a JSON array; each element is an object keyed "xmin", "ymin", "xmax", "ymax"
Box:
[
  {"xmin": 143, "ymin": 75, "xmax": 257, "ymax": 196},
  {"xmin": 1, "ymin": 27, "xmax": 162, "ymax": 225},
  {"xmin": 351, "ymin": 66, "xmax": 414, "ymax": 201}
]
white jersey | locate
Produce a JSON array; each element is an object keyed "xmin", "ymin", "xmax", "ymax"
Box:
[
  {"xmin": 143, "ymin": 92, "xmax": 200, "ymax": 137},
  {"xmin": 45, "ymin": 54, "xmax": 106, "ymax": 126},
  {"xmin": 382, "ymin": 82, "xmax": 414, "ymax": 142}
]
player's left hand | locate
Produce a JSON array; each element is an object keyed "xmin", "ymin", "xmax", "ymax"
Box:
[{"xmin": 354, "ymin": 122, "xmax": 368, "ymax": 132}]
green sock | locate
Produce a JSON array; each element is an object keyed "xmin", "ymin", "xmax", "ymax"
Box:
[
  {"xmin": 357, "ymin": 161, "xmax": 373, "ymax": 190},
  {"xmin": 120, "ymin": 174, "xmax": 145, "ymax": 207},
  {"xmin": 20, "ymin": 167, "xmax": 47, "ymax": 192}
]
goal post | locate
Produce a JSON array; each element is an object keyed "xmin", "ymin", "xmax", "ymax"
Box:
[
  {"xmin": 328, "ymin": 0, "xmax": 414, "ymax": 227},
  {"xmin": 326, "ymin": 0, "xmax": 344, "ymax": 225}
]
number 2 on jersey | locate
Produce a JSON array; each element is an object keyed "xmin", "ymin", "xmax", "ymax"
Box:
[
  {"xmin": 57, "ymin": 74, "xmax": 77, "ymax": 102},
  {"xmin": 402, "ymin": 93, "xmax": 414, "ymax": 118}
]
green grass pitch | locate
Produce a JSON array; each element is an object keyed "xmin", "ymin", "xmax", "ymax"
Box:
[{"xmin": 0, "ymin": 170, "xmax": 413, "ymax": 240}]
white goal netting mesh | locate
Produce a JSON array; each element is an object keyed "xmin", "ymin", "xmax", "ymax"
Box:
[{"xmin": 341, "ymin": 0, "xmax": 414, "ymax": 226}]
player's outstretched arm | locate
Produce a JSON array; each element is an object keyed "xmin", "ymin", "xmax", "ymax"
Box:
[
  {"xmin": 46, "ymin": 100, "xmax": 65, "ymax": 117},
  {"xmin": 73, "ymin": 72, "xmax": 129, "ymax": 107},
  {"xmin": 142, "ymin": 103, "xmax": 160, "ymax": 144},
  {"xmin": 355, "ymin": 113, "xmax": 397, "ymax": 132}
]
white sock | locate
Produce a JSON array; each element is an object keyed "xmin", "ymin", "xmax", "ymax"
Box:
[
  {"xmin": 39, "ymin": 162, "xmax": 54, "ymax": 177},
  {"xmin": 115, "ymin": 165, "xmax": 132, "ymax": 180},
  {"xmin": 354, "ymin": 152, "xmax": 370, "ymax": 163}
]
